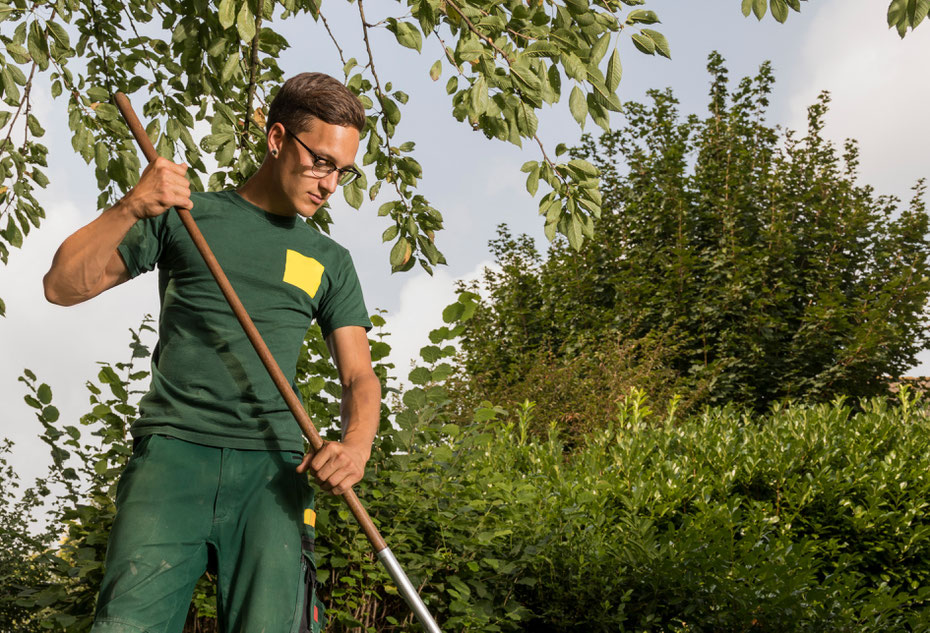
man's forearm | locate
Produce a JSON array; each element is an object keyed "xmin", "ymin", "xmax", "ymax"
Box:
[{"xmin": 339, "ymin": 370, "xmax": 381, "ymax": 459}]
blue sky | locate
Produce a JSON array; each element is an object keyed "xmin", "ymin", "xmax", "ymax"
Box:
[{"xmin": 2, "ymin": 0, "xmax": 928, "ymax": 489}]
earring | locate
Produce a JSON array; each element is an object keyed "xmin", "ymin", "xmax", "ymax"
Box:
[{"xmin": 271, "ymin": 149, "xmax": 278, "ymax": 157}]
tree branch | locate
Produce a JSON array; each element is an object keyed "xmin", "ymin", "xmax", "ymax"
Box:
[{"xmin": 243, "ymin": 0, "xmax": 265, "ymax": 149}]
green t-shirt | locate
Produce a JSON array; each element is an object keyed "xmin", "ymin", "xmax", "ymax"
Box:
[{"xmin": 117, "ymin": 190, "xmax": 372, "ymax": 451}]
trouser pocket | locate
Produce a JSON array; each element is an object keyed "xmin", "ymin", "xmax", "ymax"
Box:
[{"xmin": 295, "ymin": 535, "xmax": 326, "ymax": 633}]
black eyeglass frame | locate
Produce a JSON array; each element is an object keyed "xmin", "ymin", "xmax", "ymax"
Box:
[{"xmin": 283, "ymin": 127, "xmax": 362, "ymax": 186}]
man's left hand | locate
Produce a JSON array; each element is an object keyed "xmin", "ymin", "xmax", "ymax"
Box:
[{"xmin": 297, "ymin": 441, "xmax": 369, "ymax": 495}]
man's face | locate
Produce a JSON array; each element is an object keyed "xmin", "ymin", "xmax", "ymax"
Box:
[{"xmin": 271, "ymin": 120, "xmax": 360, "ymax": 218}]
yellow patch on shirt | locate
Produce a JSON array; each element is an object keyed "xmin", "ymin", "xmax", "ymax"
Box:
[
  {"xmin": 304, "ymin": 508, "xmax": 317, "ymax": 527},
  {"xmin": 283, "ymin": 249, "xmax": 324, "ymax": 299}
]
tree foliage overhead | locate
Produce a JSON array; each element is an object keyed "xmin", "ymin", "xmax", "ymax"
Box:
[
  {"xmin": 0, "ymin": 0, "xmax": 683, "ymax": 319},
  {"xmin": 0, "ymin": 0, "xmax": 923, "ymax": 316},
  {"xmin": 455, "ymin": 54, "xmax": 930, "ymax": 425}
]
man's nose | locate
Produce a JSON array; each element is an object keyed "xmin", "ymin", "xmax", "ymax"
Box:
[{"xmin": 319, "ymin": 170, "xmax": 340, "ymax": 194}]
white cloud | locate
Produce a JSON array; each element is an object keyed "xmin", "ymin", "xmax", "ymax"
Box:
[
  {"xmin": 380, "ymin": 259, "xmax": 494, "ymax": 390},
  {"xmin": 785, "ymin": 0, "xmax": 930, "ymax": 200},
  {"xmin": 0, "ymin": 200, "xmax": 159, "ymax": 488}
]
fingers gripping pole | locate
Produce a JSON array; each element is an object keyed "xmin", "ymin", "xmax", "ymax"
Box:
[
  {"xmin": 378, "ymin": 548, "xmax": 442, "ymax": 633},
  {"xmin": 113, "ymin": 91, "xmax": 443, "ymax": 632}
]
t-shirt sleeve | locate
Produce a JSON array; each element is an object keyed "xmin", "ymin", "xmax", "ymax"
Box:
[
  {"xmin": 316, "ymin": 250, "xmax": 373, "ymax": 339},
  {"xmin": 117, "ymin": 213, "xmax": 171, "ymax": 278}
]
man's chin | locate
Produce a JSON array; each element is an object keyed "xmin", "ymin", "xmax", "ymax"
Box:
[{"xmin": 295, "ymin": 204, "xmax": 320, "ymax": 219}]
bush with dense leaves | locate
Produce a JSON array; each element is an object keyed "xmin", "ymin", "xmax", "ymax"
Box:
[{"xmin": 6, "ymin": 306, "xmax": 930, "ymax": 632}]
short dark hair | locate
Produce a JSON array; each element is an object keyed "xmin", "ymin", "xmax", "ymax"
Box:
[{"xmin": 266, "ymin": 73, "xmax": 366, "ymax": 134}]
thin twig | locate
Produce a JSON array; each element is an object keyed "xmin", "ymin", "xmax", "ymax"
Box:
[
  {"xmin": 320, "ymin": 10, "xmax": 347, "ymax": 67},
  {"xmin": 357, "ymin": 0, "xmax": 411, "ymax": 212},
  {"xmin": 0, "ymin": 61, "xmax": 38, "ymax": 218}
]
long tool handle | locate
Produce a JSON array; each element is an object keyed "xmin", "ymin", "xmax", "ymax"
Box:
[{"xmin": 114, "ymin": 92, "xmax": 442, "ymax": 633}]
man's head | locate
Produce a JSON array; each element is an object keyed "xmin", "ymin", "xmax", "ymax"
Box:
[
  {"xmin": 263, "ymin": 73, "xmax": 365, "ymax": 218},
  {"xmin": 266, "ymin": 72, "xmax": 366, "ymax": 136}
]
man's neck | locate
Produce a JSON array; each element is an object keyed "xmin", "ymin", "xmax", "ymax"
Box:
[{"xmin": 236, "ymin": 164, "xmax": 295, "ymax": 218}]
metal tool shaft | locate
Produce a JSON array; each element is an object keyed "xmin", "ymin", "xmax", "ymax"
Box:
[{"xmin": 378, "ymin": 547, "xmax": 442, "ymax": 633}]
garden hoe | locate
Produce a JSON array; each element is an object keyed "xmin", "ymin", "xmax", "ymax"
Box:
[{"xmin": 113, "ymin": 91, "xmax": 442, "ymax": 633}]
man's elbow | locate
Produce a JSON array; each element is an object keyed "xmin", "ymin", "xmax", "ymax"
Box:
[
  {"xmin": 43, "ymin": 273, "xmax": 78, "ymax": 306},
  {"xmin": 344, "ymin": 369, "xmax": 381, "ymax": 395}
]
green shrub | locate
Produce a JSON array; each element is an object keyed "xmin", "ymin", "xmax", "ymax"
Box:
[{"xmin": 9, "ymin": 311, "xmax": 930, "ymax": 632}]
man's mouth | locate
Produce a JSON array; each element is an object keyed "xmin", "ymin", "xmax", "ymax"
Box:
[{"xmin": 308, "ymin": 193, "xmax": 323, "ymax": 205}]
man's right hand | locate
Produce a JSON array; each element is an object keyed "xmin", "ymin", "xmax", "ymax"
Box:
[{"xmin": 121, "ymin": 157, "xmax": 192, "ymax": 220}]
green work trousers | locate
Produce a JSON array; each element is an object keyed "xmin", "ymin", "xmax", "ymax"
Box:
[{"xmin": 91, "ymin": 434, "xmax": 325, "ymax": 633}]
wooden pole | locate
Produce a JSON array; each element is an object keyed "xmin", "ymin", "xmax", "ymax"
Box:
[{"xmin": 113, "ymin": 92, "xmax": 385, "ymax": 549}]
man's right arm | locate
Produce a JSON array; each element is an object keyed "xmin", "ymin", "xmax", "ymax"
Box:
[{"xmin": 43, "ymin": 158, "xmax": 192, "ymax": 306}]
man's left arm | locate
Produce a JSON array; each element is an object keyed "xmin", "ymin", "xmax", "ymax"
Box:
[{"xmin": 297, "ymin": 325, "xmax": 381, "ymax": 495}]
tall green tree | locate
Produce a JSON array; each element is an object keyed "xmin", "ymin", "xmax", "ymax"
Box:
[{"xmin": 456, "ymin": 54, "xmax": 930, "ymax": 425}]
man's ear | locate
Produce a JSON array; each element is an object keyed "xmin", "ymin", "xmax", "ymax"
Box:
[{"xmin": 266, "ymin": 122, "xmax": 286, "ymax": 155}]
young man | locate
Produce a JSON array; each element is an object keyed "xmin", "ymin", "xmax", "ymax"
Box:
[{"xmin": 43, "ymin": 73, "xmax": 380, "ymax": 633}]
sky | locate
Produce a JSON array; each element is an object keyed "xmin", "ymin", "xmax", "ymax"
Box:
[{"xmin": 1, "ymin": 0, "xmax": 929, "ymax": 492}]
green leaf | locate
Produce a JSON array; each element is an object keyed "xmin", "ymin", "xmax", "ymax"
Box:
[
  {"xmin": 470, "ymin": 76, "xmax": 489, "ymax": 116},
  {"xmin": 391, "ymin": 20, "xmax": 423, "ymax": 52},
  {"xmin": 221, "ymin": 53, "xmax": 240, "ymax": 83},
  {"xmin": 27, "ymin": 113, "xmax": 44, "ymax": 137},
  {"xmin": 741, "ymin": 0, "xmax": 753, "ymax": 16},
  {"xmin": 641, "ymin": 29, "xmax": 671, "ymax": 59},
  {"xmin": 606, "ymin": 48, "xmax": 622, "ymax": 92},
  {"xmin": 389, "ymin": 237, "xmax": 410, "ymax": 268},
  {"xmin": 3, "ymin": 216, "xmax": 23, "ymax": 248},
  {"xmin": 589, "ymin": 33, "xmax": 610, "ymax": 66},
  {"xmin": 442, "ymin": 302, "xmax": 464, "ymax": 323},
  {"xmin": 626, "ymin": 9, "xmax": 659, "ymax": 24},
  {"xmin": 236, "ymin": 2, "xmax": 256, "ymax": 41},
  {"xmin": 408, "ymin": 367, "xmax": 431, "ymax": 385},
  {"xmin": 382, "ymin": 98, "xmax": 401, "ymax": 126},
  {"xmin": 631, "ymin": 33, "xmax": 655, "ymax": 55},
  {"xmin": 569, "ymin": 85, "xmax": 587, "ymax": 127},
  {"xmin": 219, "ymin": 0, "xmax": 236, "ymax": 29},
  {"xmin": 382, "ymin": 225, "xmax": 399, "ymax": 243},
  {"xmin": 5, "ymin": 42, "xmax": 30, "ymax": 64},
  {"xmin": 37, "ymin": 383, "xmax": 52, "ymax": 405},
  {"xmin": 567, "ymin": 213, "xmax": 583, "ymax": 250},
  {"xmin": 771, "ymin": 0, "xmax": 789, "ymax": 23},
  {"xmin": 526, "ymin": 164, "xmax": 540, "ymax": 196},
  {"xmin": 430, "ymin": 59, "xmax": 442, "ymax": 81},
  {"xmin": 753, "ymin": 0, "xmax": 767, "ymax": 20},
  {"xmin": 568, "ymin": 158, "xmax": 598, "ymax": 177},
  {"xmin": 343, "ymin": 181, "xmax": 363, "ymax": 209},
  {"xmin": 562, "ymin": 52, "xmax": 587, "ymax": 81},
  {"xmin": 27, "ymin": 21, "xmax": 49, "ymax": 70}
]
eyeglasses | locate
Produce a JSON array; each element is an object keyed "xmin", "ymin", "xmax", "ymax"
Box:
[{"xmin": 284, "ymin": 128, "xmax": 361, "ymax": 186}]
